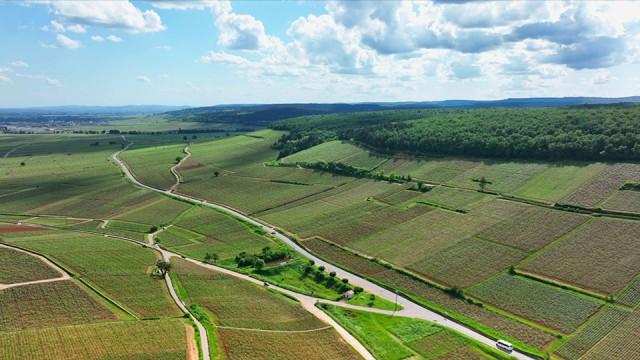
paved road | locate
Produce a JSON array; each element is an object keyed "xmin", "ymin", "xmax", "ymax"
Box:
[{"xmin": 113, "ymin": 148, "xmax": 532, "ymax": 360}]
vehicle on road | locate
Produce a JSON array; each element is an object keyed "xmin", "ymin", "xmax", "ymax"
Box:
[{"xmin": 496, "ymin": 339, "xmax": 513, "ymax": 353}]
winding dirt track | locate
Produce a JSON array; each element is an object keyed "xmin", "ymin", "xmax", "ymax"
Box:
[{"xmin": 113, "ymin": 145, "xmax": 532, "ymax": 360}]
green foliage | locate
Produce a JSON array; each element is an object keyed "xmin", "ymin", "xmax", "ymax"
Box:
[{"xmin": 274, "ymin": 105, "xmax": 640, "ymax": 161}]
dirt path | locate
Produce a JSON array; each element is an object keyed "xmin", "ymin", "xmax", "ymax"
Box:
[
  {"xmin": 170, "ymin": 145, "xmax": 191, "ymax": 193},
  {"xmin": 2, "ymin": 145, "xmax": 23, "ymax": 159},
  {"xmin": 185, "ymin": 324, "xmax": 198, "ymax": 360},
  {"xmin": 0, "ymin": 243, "xmax": 70, "ymax": 290},
  {"xmin": 147, "ymin": 225, "xmax": 171, "ymax": 245},
  {"xmin": 114, "ymin": 147, "xmax": 534, "ymax": 360}
]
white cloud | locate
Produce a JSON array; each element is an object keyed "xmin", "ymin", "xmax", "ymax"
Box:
[
  {"xmin": 106, "ymin": 35, "xmax": 122, "ymax": 43},
  {"xmin": 46, "ymin": 1, "xmax": 165, "ymax": 33},
  {"xmin": 16, "ymin": 73, "xmax": 61, "ymax": 87},
  {"xmin": 154, "ymin": 45, "xmax": 172, "ymax": 50},
  {"xmin": 51, "ymin": 20, "xmax": 66, "ymax": 32},
  {"xmin": 200, "ymin": 51, "xmax": 251, "ymax": 66},
  {"xmin": 136, "ymin": 75, "xmax": 151, "ymax": 83},
  {"xmin": 210, "ymin": 0, "xmax": 277, "ymax": 51},
  {"xmin": 56, "ymin": 34, "xmax": 81, "ymax": 49},
  {"xmin": 9, "ymin": 61, "xmax": 29, "ymax": 68},
  {"xmin": 148, "ymin": 0, "xmax": 215, "ymax": 10},
  {"xmin": 91, "ymin": 35, "xmax": 105, "ymax": 42},
  {"xmin": 66, "ymin": 24, "xmax": 87, "ymax": 33}
]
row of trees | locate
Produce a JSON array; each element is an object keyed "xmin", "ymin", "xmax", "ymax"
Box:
[
  {"xmin": 234, "ymin": 247, "xmax": 292, "ymax": 270},
  {"xmin": 303, "ymin": 260, "xmax": 363, "ymax": 296}
]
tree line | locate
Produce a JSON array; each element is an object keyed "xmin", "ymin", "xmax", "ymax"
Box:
[{"xmin": 271, "ymin": 104, "xmax": 640, "ymax": 161}]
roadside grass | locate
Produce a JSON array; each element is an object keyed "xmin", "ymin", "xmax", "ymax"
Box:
[
  {"xmin": 320, "ymin": 304, "xmax": 514, "ymax": 360},
  {"xmin": 2, "ymin": 230, "xmax": 181, "ymax": 318},
  {"xmin": 0, "ymin": 318, "xmax": 188, "ymax": 360},
  {"xmin": 0, "ymin": 246, "xmax": 62, "ymax": 284},
  {"xmin": 0, "ymin": 280, "xmax": 117, "ymax": 331}
]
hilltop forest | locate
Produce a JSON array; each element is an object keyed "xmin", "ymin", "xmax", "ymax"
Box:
[{"xmin": 271, "ymin": 104, "xmax": 640, "ymax": 161}]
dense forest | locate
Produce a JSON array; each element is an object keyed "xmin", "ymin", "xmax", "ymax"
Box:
[{"xmin": 271, "ymin": 104, "xmax": 640, "ymax": 161}]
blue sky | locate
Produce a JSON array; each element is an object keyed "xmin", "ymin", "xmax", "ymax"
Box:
[{"xmin": 1, "ymin": 0, "xmax": 639, "ymax": 107}]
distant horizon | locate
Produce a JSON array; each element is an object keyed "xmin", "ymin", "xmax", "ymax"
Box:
[{"xmin": 2, "ymin": 95, "xmax": 640, "ymax": 110}]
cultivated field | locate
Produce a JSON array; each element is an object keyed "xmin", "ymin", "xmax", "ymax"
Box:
[
  {"xmin": 581, "ymin": 308, "xmax": 640, "ymax": 360},
  {"xmin": 477, "ymin": 207, "xmax": 588, "ymax": 251},
  {"xmin": 602, "ymin": 190, "xmax": 640, "ymax": 213},
  {"xmin": 171, "ymin": 258, "xmax": 361, "ymax": 359},
  {"xmin": 0, "ymin": 319, "xmax": 188, "ymax": 360},
  {"xmin": 470, "ymin": 274, "xmax": 601, "ymax": 333},
  {"xmin": 560, "ymin": 163, "xmax": 640, "ymax": 208},
  {"xmin": 521, "ymin": 218, "xmax": 640, "ymax": 295},
  {"xmin": 120, "ymin": 143, "xmax": 186, "ymax": 190},
  {"xmin": 2, "ymin": 230, "xmax": 181, "ymax": 318},
  {"xmin": 218, "ymin": 328, "xmax": 361, "ymax": 360},
  {"xmin": 555, "ymin": 307, "xmax": 630, "ymax": 360},
  {"xmin": 0, "ymin": 280, "xmax": 117, "ymax": 331},
  {"xmin": 0, "ymin": 246, "xmax": 61, "ymax": 284},
  {"xmin": 302, "ymin": 238, "xmax": 556, "ymax": 349}
]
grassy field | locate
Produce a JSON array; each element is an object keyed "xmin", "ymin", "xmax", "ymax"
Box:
[
  {"xmin": 0, "ymin": 318, "xmax": 188, "ymax": 360},
  {"xmin": 171, "ymin": 258, "xmax": 361, "ymax": 359},
  {"xmin": 470, "ymin": 274, "xmax": 601, "ymax": 333},
  {"xmin": 321, "ymin": 305, "xmax": 512, "ymax": 360},
  {"xmin": 1, "ymin": 230, "xmax": 181, "ymax": 318},
  {"xmin": 120, "ymin": 143, "xmax": 185, "ymax": 190},
  {"xmin": 0, "ymin": 246, "xmax": 61, "ymax": 284},
  {"xmin": 521, "ymin": 218, "xmax": 640, "ymax": 295},
  {"xmin": 0, "ymin": 280, "xmax": 118, "ymax": 331},
  {"xmin": 555, "ymin": 306, "xmax": 630, "ymax": 360},
  {"xmin": 514, "ymin": 163, "xmax": 606, "ymax": 202}
]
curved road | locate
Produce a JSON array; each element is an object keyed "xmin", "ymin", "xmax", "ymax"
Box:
[{"xmin": 113, "ymin": 147, "xmax": 532, "ymax": 360}]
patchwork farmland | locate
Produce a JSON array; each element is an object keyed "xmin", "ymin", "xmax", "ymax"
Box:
[{"xmin": 2, "ymin": 103, "xmax": 640, "ymax": 359}]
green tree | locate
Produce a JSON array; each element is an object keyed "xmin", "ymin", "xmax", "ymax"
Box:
[{"xmin": 156, "ymin": 260, "xmax": 171, "ymax": 277}]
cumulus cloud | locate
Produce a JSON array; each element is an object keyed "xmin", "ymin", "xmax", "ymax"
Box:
[
  {"xmin": 136, "ymin": 75, "xmax": 151, "ymax": 83},
  {"xmin": 91, "ymin": 35, "xmax": 104, "ymax": 42},
  {"xmin": 47, "ymin": 1, "xmax": 165, "ymax": 33},
  {"xmin": 56, "ymin": 34, "xmax": 81, "ymax": 49},
  {"xmin": 210, "ymin": 0, "xmax": 276, "ymax": 50},
  {"xmin": 66, "ymin": 24, "xmax": 87, "ymax": 33}
]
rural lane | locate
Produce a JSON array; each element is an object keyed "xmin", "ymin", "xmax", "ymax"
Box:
[{"xmin": 112, "ymin": 147, "xmax": 533, "ymax": 360}]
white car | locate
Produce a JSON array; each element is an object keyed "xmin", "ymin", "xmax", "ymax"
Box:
[{"xmin": 496, "ymin": 340, "xmax": 513, "ymax": 353}]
